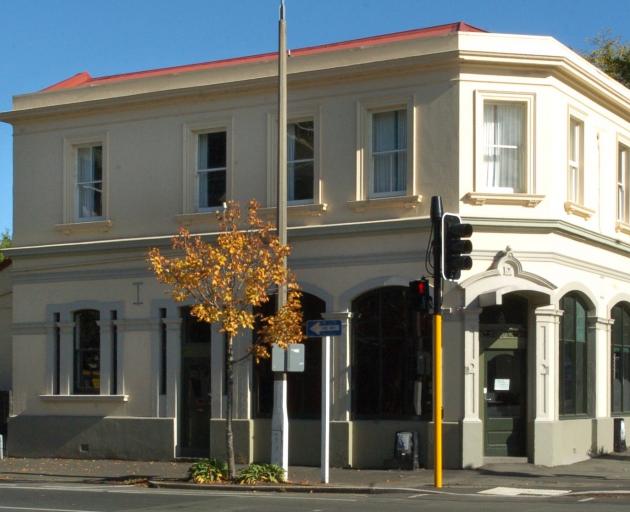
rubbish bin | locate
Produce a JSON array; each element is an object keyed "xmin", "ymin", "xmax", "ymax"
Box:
[
  {"xmin": 614, "ymin": 418, "xmax": 626, "ymax": 452},
  {"xmin": 394, "ymin": 431, "xmax": 419, "ymax": 469}
]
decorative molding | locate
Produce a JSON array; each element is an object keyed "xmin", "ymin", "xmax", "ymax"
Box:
[
  {"xmin": 54, "ymin": 220, "xmax": 112, "ymax": 235},
  {"xmin": 616, "ymin": 221, "xmax": 630, "ymax": 235},
  {"xmin": 12, "ymin": 322, "xmax": 54, "ymax": 335},
  {"xmin": 258, "ymin": 203, "xmax": 328, "ymax": 218},
  {"xmin": 114, "ymin": 318, "xmax": 161, "ymax": 332},
  {"xmin": 462, "ymin": 247, "xmax": 557, "ymax": 291},
  {"xmin": 564, "ymin": 201, "xmax": 595, "ymax": 219},
  {"xmin": 463, "ymin": 192, "xmax": 544, "ymax": 207},
  {"xmin": 175, "ymin": 211, "xmax": 222, "ymax": 227},
  {"xmin": 39, "ymin": 394, "xmax": 129, "ymax": 402},
  {"xmin": 347, "ymin": 194, "xmax": 422, "ymax": 212}
]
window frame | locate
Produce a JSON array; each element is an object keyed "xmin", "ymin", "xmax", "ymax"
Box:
[
  {"xmin": 182, "ymin": 118, "xmax": 233, "ymax": 214},
  {"xmin": 356, "ymin": 96, "xmax": 416, "ymax": 201},
  {"xmin": 567, "ymin": 112, "xmax": 585, "ymax": 205},
  {"xmin": 266, "ymin": 107, "xmax": 322, "ymax": 207},
  {"xmin": 617, "ymin": 139, "xmax": 630, "ymax": 225},
  {"xmin": 474, "ymin": 91, "xmax": 535, "ymax": 195},
  {"xmin": 63, "ymin": 133, "xmax": 109, "ymax": 224}
]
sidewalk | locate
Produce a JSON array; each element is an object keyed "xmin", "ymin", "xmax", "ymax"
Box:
[{"xmin": 0, "ymin": 451, "xmax": 629, "ymax": 494}]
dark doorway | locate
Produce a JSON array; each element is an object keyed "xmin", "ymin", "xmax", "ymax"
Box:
[
  {"xmin": 480, "ymin": 295, "xmax": 527, "ymax": 457},
  {"xmin": 180, "ymin": 307, "xmax": 212, "ymax": 457}
]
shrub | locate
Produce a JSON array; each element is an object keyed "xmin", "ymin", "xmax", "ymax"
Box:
[
  {"xmin": 189, "ymin": 458, "xmax": 228, "ymax": 484},
  {"xmin": 236, "ymin": 463, "xmax": 286, "ymax": 484}
]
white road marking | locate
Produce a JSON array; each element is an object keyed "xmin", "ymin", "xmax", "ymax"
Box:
[
  {"xmin": 579, "ymin": 497, "xmax": 595, "ymax": 502},
  {"xmin": 0, "ymin": 506, "xmax": 98, "ymax": 512},
  {"xmin": 479, "ymin": 487, "xmax": 571, "ymax": 497},
  {"xmin": 408, "ymin": 493, "xmax": 428, "ymax": 498},
  {"xmin": 0, "ymin": 483, "xmax": 358, "ymax": 502}
]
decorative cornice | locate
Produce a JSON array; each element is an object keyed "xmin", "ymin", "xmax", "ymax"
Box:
[
  {"xmin": 463, "ymin": 192, "xmax": 545, "ymax": 207},
  {"xmin": 54, "ymin": 220, "xmax": 113, "ymax": 235},
  {"xmin": 259, "ymin": 203, "xmax": 328, "ymax": 218},
  {"xmin": 347, "ymin": 195, "xmax": 422, "ymax": 212}
]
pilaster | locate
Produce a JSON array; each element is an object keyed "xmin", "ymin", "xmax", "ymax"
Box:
[{"xmin": 534, "ymin": 306, "xmax": 563, "ymax": 421}]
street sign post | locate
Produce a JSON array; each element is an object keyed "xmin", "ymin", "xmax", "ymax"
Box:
[{"xmin": 306, "ymin": 319, "xmax": 342, "ymax": 337}]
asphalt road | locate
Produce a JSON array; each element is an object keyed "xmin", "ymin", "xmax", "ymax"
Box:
[{"xmin": 0, "ymin": 483, "xmax": 629, "ymax": 512}]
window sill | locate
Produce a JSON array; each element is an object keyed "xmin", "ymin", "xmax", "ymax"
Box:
[
  {"xmin": 347, "ymin": 195, "xmax": 422, "ymax": 212},
  {"xmin": 463, "ymin": 192, "xmax": 544, "ymax": 207},
  {"xmin": 258, "ymin": 203, "xmax": 328, "ymax": 218},
  {"xmin": 615, "ymin": 221, "xmax": 630, "ymax": 235},
  {"xmin": 55, "ymin": 220, "xmax": 112, "ymax": 235},
  {"xmin": 40, "ymin": 394, "xmax": 128, "ymax": 402},
  {"xmin": 564, "ymin": 201, "xmax": 595, "ymax": 220},
  {"xmin": 175, "ymin": 211, "xmax": 223, "ymax": 226}
]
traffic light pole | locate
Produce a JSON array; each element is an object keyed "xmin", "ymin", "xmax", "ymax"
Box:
[{"xmin": 430, "ymin": 196, "xmax": 443, "ymax": 489}]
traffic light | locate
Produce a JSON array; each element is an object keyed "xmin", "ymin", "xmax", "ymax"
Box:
[
  {"xmin": 441, "ymin": 213, "xmax": 473, "ymax": 281},
  {"xmin": 408, "ymin": 277, "xmax": 431, "ymax": 313}
]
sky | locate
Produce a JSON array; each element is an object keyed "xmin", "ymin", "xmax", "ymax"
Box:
[{"xmin": 0, "ymin": 0, "xmax": 629, "ymax": 236}]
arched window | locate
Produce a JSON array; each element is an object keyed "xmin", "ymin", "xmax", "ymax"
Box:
[
  {"xmin": 73, "ymin": 310, "xmax": 100, "ymax": 394},
  {"xmin": 559, "ymin": 293, "xmax": 590, "ymax": 416},
  {"xmin": 253, "ymin": 292, "xmax": 326, "ymax": 419},
  {"xmin": 352, "ymin": 286, "xmax": 424, "ymax": 419},
  {"xmin": 612, "ymin": 302, "xmax": 630, "ymax": 414}
]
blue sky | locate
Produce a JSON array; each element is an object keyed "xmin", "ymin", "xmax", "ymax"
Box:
[{"xmin": 1, "ymin": 0, "xmax": 628, "ymax": 236}]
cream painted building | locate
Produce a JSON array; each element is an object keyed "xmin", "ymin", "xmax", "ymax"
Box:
[{"xmin": 1, "ymin": 22, "xmax": 629, "ymax": 468}]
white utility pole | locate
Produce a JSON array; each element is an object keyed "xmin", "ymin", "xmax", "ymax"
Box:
[
  {"xmin": 321, "ymin": 336, "xmax": 331, "ymax": 483},
  {"xmin": 271, "ymin": 0, "xmax": 289, "ymax": 478}
]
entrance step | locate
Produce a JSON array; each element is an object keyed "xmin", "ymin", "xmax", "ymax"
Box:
[{"xmin": 483, "ymin": 456, "xmax": 528, "ymax": 464}]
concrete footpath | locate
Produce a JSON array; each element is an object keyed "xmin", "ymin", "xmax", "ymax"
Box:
[{"xmin": 0, "ymin": 452, "xmax": 629, "ymax": 495}]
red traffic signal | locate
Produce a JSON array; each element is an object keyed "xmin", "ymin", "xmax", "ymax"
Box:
[{"xmin": 409, "ymin": 277, "xmax": 431, "ymax": 313}]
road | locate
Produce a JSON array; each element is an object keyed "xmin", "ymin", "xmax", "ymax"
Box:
[{"xmin": 0, "ymin": 483, "xmax": 628, "ymax": 511}]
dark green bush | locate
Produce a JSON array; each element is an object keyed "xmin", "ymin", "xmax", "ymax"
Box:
[
  {"xmin": 236, "ymin": 463, "xmax": 286, "ymax": 484},
  {"xmin": 189, "ymin": 458, "xmax": 228, "ymax": 483}
]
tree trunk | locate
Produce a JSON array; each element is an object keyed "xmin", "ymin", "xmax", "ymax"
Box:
[{"xmin": 225, "ymin": 334, "xmax": 236, "ymax": 480}]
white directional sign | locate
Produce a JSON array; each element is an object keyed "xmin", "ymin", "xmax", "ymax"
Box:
[{"xmin": 306, "ymin": 319, "xmax": 342, "ymax": 337}]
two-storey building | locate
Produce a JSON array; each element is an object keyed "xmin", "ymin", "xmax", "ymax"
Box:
[{"xmin": 1, "ymin": 22, "xmax": 629, "ymax": 468}]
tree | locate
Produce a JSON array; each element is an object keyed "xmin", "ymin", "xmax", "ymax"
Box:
[
  {"xmin": 0, "ymin": 230, "xmax": 10, "ymax": 263},
  {"xmin": 584, "ymin": 32, "xmax": 630, "ymax": 88},
  {"xmin": 148, "ymin": 200, "xmax": 304, "ymax": 479}
]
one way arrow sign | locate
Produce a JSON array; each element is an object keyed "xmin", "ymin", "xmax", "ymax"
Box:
[{"xmin": 306, "ymin": 319, "xmax": 342, "ymax": 337}]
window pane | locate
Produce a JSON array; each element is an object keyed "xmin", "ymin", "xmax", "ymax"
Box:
[
  {"xmin": 78, "ymin": 184, "xmax": 102, "ymax": 218},
  {"xmin": 289, "ymin": 161, "xmax": 314, "ymax": 201},
  {"xmin": 624, "ymin": 346, "xmax": 630, "ymax": 412},
  {"xmin": 563, "ymin": 296, "xmax": 576, "ymax": 342},
  {"xmin": 92, "ymin": 146, "xmax": 103, "ymax": 182},
  {"xmin": 575, "ymin": 299, "xmax": 586, "ymax": 343},
  {"xmin": 74, "ymin": 310, "xmax": 100, "ymax": 395},
  {"xmin": 372, "ymin": 110, "xmax": 406, "ymax": 152},
  {"xmin": 561, "ymin": 339, "xmax": 576, "ymax": 414},
  {"xmin": 199, "ymin": 170, "xmax": 226, "ymax": 208},
  {"xmin": 289, "ymin": 121, "xmax": 314, "ymax": 161},
  {"xmin": 198, "ymin": 132, "xmax": 226, "ymax": 170}
]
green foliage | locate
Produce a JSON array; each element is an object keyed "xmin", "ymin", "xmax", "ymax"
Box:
[
  {"xmin": 584, "ymin": 31, "xmax": 630, "ymax": 88},
  {"xmin": 236, "ymin": 463, "xmax": 286, "ymax": 484},
  {"xmin": 0, "ymin": 230, "xmax": 10, "ymax": 262},
  {"xmin": 189, "ymin": 458, "xmax": 228, "ymax": 484}
]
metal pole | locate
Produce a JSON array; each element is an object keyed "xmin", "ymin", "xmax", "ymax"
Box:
[
  {"xmin": 430, "ymin": 196, "xmax": 443, "ymax": 488},
  {"xmin": 271, "ymin": 0, "xmax": 290, "ymax": 478},
  {"xmin": 321, "ymin": 335, "xmax": 331, "ymax": 483}
]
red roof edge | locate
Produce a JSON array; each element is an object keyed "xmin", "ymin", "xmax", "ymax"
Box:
[
  {"xmin": 44, "ymin": 72, "xmax": 93, "ymax": 92},
  {"xmin": 42, "ymin": 21, "xmax": 487, "ymax": 91}
]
